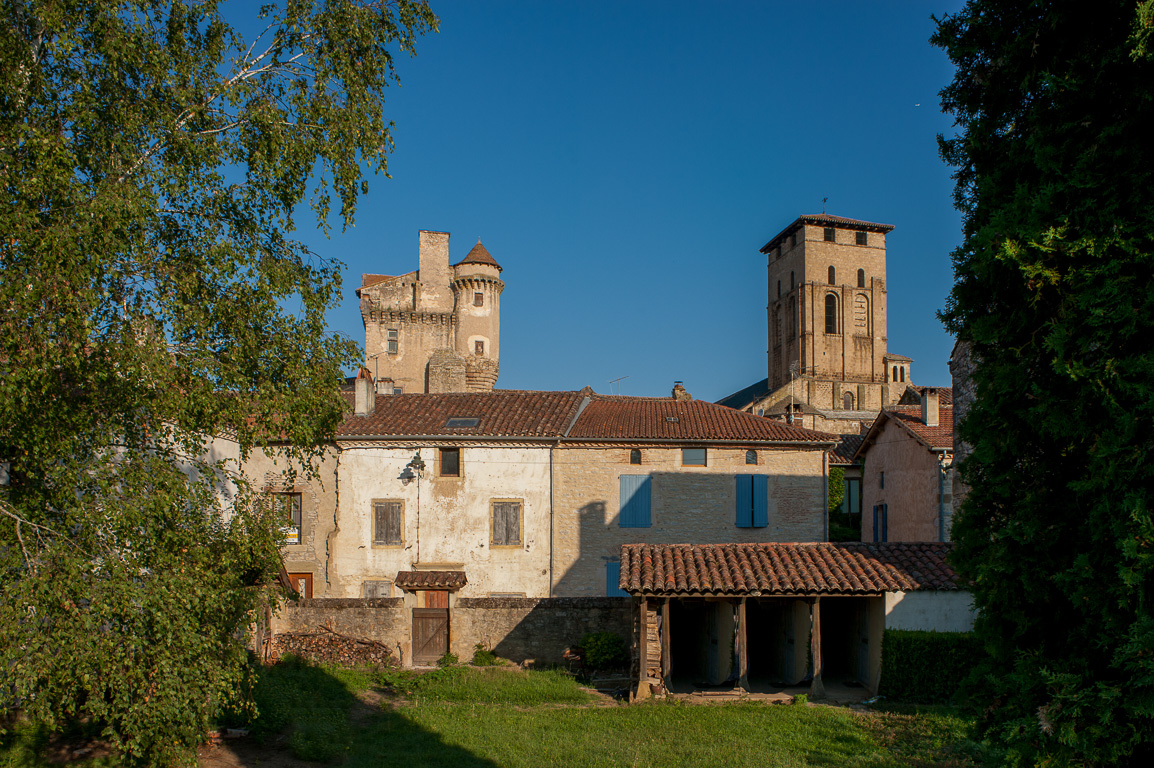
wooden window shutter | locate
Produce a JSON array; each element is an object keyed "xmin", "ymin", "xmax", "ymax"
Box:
[
  {"xmin": 493, "ymin": 502, "xmax": 520, "ymax": 545},
  {"xmin": 374, "ymin": 502, "xmax": 402, "ymax": 545},
  {"xmin": 735, "ymin": 475, "xmax": 753, "ymax": 528},
  {"xmin": 619, "ymin": 475, "xmax": 652, "ymax": 528},
  {"xmin": 752, "ymin": 475, "xmax": 769, "ymax": 527},
  {"xmin": 606, "ymin": 561, "xmax": 628, "ymax": 597}
]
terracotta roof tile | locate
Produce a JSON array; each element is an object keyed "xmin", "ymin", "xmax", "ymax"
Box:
[
  {"xmin": 568, "ymin": 395, "xmax": 836, "ymax": 444},
  {"xmin": 830, "ymin": 434, "xmax": 865, "ymax": 466},
  {"xmin": 338, "ymin": 390, "xmax": 586, "ymax": 439},
  {"xmin": 394, "ymin": 571, "xmax": 467, "ymax": 591},
  {"xmin": 887, "ymin": 406, "xmax": 954, "ymax": 451},
  {"xmin": 620, "ymin": 542, "xmax": 958, "ymax": 596},
  {"xmin": 454, "ymin": 240, "xmax": 502, "ymax": 272}
]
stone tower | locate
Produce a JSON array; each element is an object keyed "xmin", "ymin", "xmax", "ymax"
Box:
[{"xmin": 358, "ymin": 230, "xmax": 503, "ymax": 394}]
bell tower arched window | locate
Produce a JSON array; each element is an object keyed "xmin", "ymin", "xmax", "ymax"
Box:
[
  {"xmin": 857, "ymin": 269, "xmax": 865, "ymax": 288},
  {"xmin": 843, "ymin": 391, "xmax": 854, "ymax": 410},
  {"xmin": 825, "ymin": 294, "xmax": 838, "ymax": 334},
  {"xmin": 828, "ymin": 266, "xmax": 836, "ymax": 285}
]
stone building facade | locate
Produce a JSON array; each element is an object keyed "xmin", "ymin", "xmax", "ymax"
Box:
[
  {"xmin": 358, "ymin": 230, "xmax": 503, "ymax": 394},
  {"xmin": 718, "ymin": 213, "xmax": 915, "ymax": 435}
]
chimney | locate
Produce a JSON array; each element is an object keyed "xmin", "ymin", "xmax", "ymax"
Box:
[
  {"xmin": 376, "ymin": 377, "xmax": 394, "ymax": 396},
  {"xmin": 355, "ymin": 367, "xmax": 376, "ymax": 417},
  {"xmin": 921, "ymin": 387, "xmax": 939, "ymax": 427},
  {"xmin": 672, "ymin": 381, "xmax": 693, "ymax": 401}
]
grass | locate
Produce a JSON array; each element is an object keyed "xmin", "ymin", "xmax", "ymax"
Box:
[{"xmin": 2, "ymin": 659, "xmax": 994, "ymax": 768}]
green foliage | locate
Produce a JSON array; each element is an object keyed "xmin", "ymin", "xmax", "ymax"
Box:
[
  {"xmin": 471, "ymin": 642, "xmax": 500, "ymax": 666},
  {"xmin": 793, "ymin": 694, "xmax": 808, "ymax": 706},
  {"xmin": 581, "ymin": 631, "xmax": 629, "ymax": 670},
  {"xmin": 827, "ymin": 466, "xmax": 845, "ymax": 512},
  {"xmin": 435, "ymin": 651, "xmax": 459, "ymax": 668},
  {"xmin": 933, "ymin": 1, "xmax": 1154, "ymax": 763},
  {"xmin": 878, "ymin": 630, "xmax": 980, "ymax": 704},
  {"xmin": 0, "ymin": 2, "xmax": 436, "ymax": 766}
]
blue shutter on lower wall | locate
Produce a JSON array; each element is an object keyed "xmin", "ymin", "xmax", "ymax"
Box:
[
  {"xmin": 752, "ymin": 475, "xmax": 769, "ymax": 527},
  {"xmin": 606, "ymin": 561, "xmax": 628, "ymax": 596},
  {"xmin": 619, "ymin": 475, "xmax": 652, "ymax": 527},
  {"xmin": 735, "ymin": 475, "xmax": 753, "ymax": 527}
]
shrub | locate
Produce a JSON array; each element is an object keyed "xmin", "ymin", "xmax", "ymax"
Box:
[
  {"xmin": 793, "ymin": 694, "xmax": 808, "ymax": 706},
  {"xmin": 472, "ymin": 643, "xmax": 500, "ymax": 666},
  {"xmin": 436, "ymin": 651, "xmax": 459, "ymax": 668},
  {"xmin": 879, "ymin": 629, "xmax": 981, "ymax": 704},
  {"xmin": 580, "ymin": 632, "xmax": 628, "ymax": 670}
]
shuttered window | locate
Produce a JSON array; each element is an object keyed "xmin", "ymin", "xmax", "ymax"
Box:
[
  {"xmin": 873, "ymin": 503, "xmax": 889, "ymax": 542},
  {"xmin": 491, "ymin": 501, "xmax": 522, "ymax": 546},
  {"xmin": 736, "ymin": 475, "xmax": 769, "ymax": 528},
  {"xmin": 373, "ymin": 501, "xmax": 402, "ymax": 545},
  {"xmin": 619, "ymin": 475, "xmax": 652, "ymax": 528},
  {"xmin": 606, "ymin": 561, "xmax": 628, "ymax": 596}
]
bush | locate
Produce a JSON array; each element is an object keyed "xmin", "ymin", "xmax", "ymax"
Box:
[
  {"xmin": 793, "ymin": 694, "xmax": 808, "ymax": 706},
  {"xmin": 436, "ymin": 651, "xmax": 459, "ymax": 667},
  {"xmin": 879, "ymin": 630, "xmax": 981, "ymax": 704},
  {"xmin": 472, "ymin": 643, "xmax": 500, "ymax": 666},
  {"xmin": 580, "ymin": 632, "xmax": 628, "ymax": 670}
]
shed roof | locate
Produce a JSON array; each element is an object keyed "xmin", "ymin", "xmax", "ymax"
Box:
[
  {"xmin": 619, "ymin": 542, "xmax": 958, "ymax": 596},
  {"xmin": 394, "ymin": 571, "xmax": 467, "ymax": 591}
]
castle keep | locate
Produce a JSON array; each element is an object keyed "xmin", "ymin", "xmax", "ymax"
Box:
[{"xmin": 358, "ymin": 230, "xmax": 503, "ymax": 394}]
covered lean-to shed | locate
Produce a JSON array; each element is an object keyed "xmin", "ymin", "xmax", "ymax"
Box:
[{"xmin": 619, "ymin": 542, "xmax": 962, "ymax": 699}]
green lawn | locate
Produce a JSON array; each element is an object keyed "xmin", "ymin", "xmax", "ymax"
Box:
[{"xmin": 1, "ymin": 659, "xmax": 994, "ymax": 768}]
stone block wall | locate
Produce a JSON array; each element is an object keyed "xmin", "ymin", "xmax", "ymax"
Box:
[{"xmin": 452, "ymin": 597, "xmax": 631, "ymax": 665}]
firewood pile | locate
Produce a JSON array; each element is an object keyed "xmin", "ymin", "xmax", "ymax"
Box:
[{"xmin": 272, "ymin": 623, "xmax": 396, "ymax": 667}]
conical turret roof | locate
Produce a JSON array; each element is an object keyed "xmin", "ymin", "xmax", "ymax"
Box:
[{"xmin": 454, "ymin": 239, "xmax": 502, "ymax": 272}]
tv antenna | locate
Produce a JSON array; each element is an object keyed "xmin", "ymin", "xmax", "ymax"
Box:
[{"xmin": 608, "ymin": 375, "xmax": 629, "ymax": 395}]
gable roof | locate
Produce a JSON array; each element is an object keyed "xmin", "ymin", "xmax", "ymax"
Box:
[
  {"xmin": 567, "ymin": 395, "xmax": 836, "ymax": 444},
  {"xmin": 855, "ymin": 405, "xmax": 954, "ymax": 459},
  {"xmin": 898, "ymin": 385, "xmax": 954, "ymax": 407},
  {"xmin": 619, "ymin": 542, "xmax": 959, "ymax": 596},
  {"xmin": 715, "ymin": 378, "xmax": 771, "ymax": 410},
  {"xmin": 454, "ymin": 240, "xmax": 502, "ymax": 272},
  {"xmin": 338, "ymin": 389, "xmax": 587, "ymax": 439},
  {"xmin": 829, "ymin": 434, "xmax": 865, "ymax": 466},
  {"xmin": 760, "ymin": 214, "xmax": 895, "ymax": 254}
]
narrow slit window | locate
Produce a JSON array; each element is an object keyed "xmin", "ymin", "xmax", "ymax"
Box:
[
  {"xmin": 475, "ymin": 340, "xmax": 484, "ymax": 356},
  {"xmin": 857, "ymin": 269, "xmax": 865, "ymax": 288},
  {"xmin": 825, "ymin": 294, "xmax": 838, "ymax": 334},
  {"xmin": 828, "ymin": 266, "xmax": 836, "ymax": 285}
]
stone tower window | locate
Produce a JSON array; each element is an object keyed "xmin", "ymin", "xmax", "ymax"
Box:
[
  {"xmin": 828, "ymin": 266, "xmax": 836, "ymax": 285},
  {"xmin": 900, "ymin": 367, "xmax": 905, "ymax": 382},
  {"xmin": 824, "ymin": 227, "xmax": 836, "ymax": 242},
  {"xmin": 475, "ymin": 340, "xmax": 484, "ymax": 356},
  {"xmin": 473, "ymin": 291, "xmax": 484, "ymax": 307},
  {"xmin": 825, "ymin": 294, "xmax": 838, "ymax": 334},
  {"xmin": 892, "ymin": 366, "xmax": 898, "ymax": 381},
  {"xmin": 857, "ymin": 269, "xmax": 866, "ymax": 288},
  {"xmin": 387, "ymin": 329, "xmax": 398, "ymax": 354},
  {"xmin": 843, "ymin": 391, "xmax": 854, "ymax": 410},
  {"xmin": 856, "ymin": 231, "xmax": 868, "ymax": 246},
  {"xmin": 629, "ymin": 449, "xmax": 642, "ymax": 465}
]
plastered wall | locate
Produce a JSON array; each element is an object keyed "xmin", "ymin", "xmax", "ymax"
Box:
[{"xmin": 860, "ymin": 419, "xmax": 946, "ymax": 542}]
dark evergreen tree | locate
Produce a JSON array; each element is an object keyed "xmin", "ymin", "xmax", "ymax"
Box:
[{"xmin": 935, "ymin": 1, "xmax": 1154, "ymax": 764}]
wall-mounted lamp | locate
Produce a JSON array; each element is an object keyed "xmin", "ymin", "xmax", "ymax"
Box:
[{"xmin": 400, "ymin": 451, "xmax": 425, "ymax": 485}]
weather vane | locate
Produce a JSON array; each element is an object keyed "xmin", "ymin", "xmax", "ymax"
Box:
[{"xmin": 822, "ymin": 196, "xmax": 828, "ymax": 213}]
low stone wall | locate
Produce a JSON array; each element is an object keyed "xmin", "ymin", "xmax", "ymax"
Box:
[
  {"xmin": 453, "ymin": 597, "xmax": 631, "ymax": 665},
  {"xmin": 269, "ymin": 596, "xmax": 632, "ymax": 667}
]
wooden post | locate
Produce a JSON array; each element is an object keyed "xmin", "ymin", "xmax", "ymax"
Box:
[
  {"xmin": 810, "ymin": 597, "xmax": 825, "ymax": 699},
  {"xmin": 637, "ymin": 597, "xmax": 650, "ymax": 699},
  {"xmin": 738, "ymin": 597, "xmax": 749, "ymax": 691},
  {"xmin": 662, "ymin": 598, "xmax": 672, "ymax": 681}
]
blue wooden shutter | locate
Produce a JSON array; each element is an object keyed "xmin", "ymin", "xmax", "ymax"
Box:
[
  {"xmin": 606, "ymin": 561, "xmax": 628, "ymax": 596},
  {"xmin": 620, "ymin": 475, "xmax": 651, "ymax": 528},
  {"xmin": 735, "ymin": 475, "xmax": 753, "ymax": 528},
  {"xmin": 882, "ymin": 503, "xmax": 888, "ymax": 542},
  {"xmin": 873, "ymin": 505, "xmax": 879, "ymax": 541},
  {"xmin": 752, "ymin": 475, "xmax": 769, "ymax": 527}
]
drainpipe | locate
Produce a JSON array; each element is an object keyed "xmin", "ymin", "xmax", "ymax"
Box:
[
  {"xmin": 549, "ymin": 439, "xmax": 558, "ymax": 597},
  {"xmin": 938, "ymin": 454, "xmax": 946, "ymax": 543},
  {"xmin": 822, "ymin": 450, "xmax": 829, "ymax": 541}
]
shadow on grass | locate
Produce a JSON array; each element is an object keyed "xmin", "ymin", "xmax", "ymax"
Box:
[{"xmin": 219, "ymin": 656, "xmax": 499, "ymax": 768}]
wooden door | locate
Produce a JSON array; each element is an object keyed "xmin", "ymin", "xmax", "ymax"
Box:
[{"xmin": 412, "ymin": 608, "xmax": 448, "ymax": 665}]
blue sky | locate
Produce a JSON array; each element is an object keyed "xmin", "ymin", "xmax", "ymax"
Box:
[{"xmin": 288, "ymin": 0, "xmax": 966, "ymax": 400}]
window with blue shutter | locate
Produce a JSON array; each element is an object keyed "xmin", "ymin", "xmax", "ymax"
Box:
[
  {"xmin": 736, "ymin": 475, "xmax": 769, "ymax": 528},
  {"xmin": 873, "ymin": 504, "xmax": 888, "ymax": 542},
  {"xmin": 606, "ymin": 561, "xmax": 628, "ymax": 596},
  {"xmin": 619, "ymin": 475, "xmax": 651, "ymax": 528}
]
